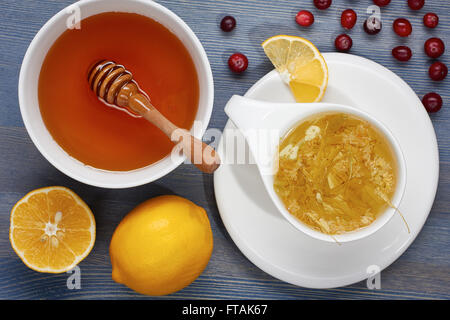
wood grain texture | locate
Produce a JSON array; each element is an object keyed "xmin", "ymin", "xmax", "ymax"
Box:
[{"xmin": 0, "ymin": 0, "xmax": 449, "ymax": 299}]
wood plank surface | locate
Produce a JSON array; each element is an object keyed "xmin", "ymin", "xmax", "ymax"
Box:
[{"xmin": 0, "ymin": 0, "xmax": 448, "ymax": 299}]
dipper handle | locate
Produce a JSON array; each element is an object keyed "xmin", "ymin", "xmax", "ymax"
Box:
[{"xmin": 128, "ymin": 93, "xmax": 220, "ymax": 173}]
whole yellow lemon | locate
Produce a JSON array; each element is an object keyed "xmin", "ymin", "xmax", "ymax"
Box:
[{"xmin": 109, "ymin": 195, "xmax": 213, "ymax": 296}]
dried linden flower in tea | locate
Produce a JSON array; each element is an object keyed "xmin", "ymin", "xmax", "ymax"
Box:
[{"xmin": 274, "ymin": 112, "xmax": 397, "ymax": 235}]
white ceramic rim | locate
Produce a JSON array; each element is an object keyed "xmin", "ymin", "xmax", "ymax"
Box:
[
  {"xmin": 214, "ymin": 53, "xmax": 439, "ymax": 288},
  {"xmin": 18, "ymin": 0, "xmax": 214, "ymax": 188}
]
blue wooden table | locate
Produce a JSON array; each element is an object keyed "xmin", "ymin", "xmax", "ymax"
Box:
[{"xmin": 0, "ymin": 0, "xmax": 449, "ymax": 299}]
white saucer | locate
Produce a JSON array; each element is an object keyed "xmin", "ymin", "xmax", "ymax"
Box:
[{"xmin": 213, "ymin": 53, "xmax": 439, "ymax": 288}]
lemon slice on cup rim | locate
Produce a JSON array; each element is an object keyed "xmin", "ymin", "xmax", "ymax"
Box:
[{"xmin": 262, "ymin": 35, "xmax": 328, "ymax": 103}]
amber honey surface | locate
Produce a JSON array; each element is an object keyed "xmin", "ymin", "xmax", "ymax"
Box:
[
  {"xmin": 38, "ymin": 12, "xmax": 199, "ymax": 171},
  {"xmin": 274, "ymin": 113, "xmax": 397, "ymax": 235}
]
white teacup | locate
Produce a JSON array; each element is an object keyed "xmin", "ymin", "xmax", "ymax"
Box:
[
  {"xmin": 18, "ymin": 0, "xmax": 214, "ymax": 188},
  {"xmin": 225, "ymin": 95, "xmax": 407, "ymax": 243}
]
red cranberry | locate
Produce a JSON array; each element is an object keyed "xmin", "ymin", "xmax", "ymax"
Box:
[
  {"xmin": 392, "ymin": 46, "xmax": 413, "ymax": 61},
  {"xmin": 373, "ymin": 0, "xmax": 391, "ymax": 7},
  {"xmin": 220, "ymin": 16, "xmax": 236, "ymax": 32},
  {"xmin": 393, "ymin": 18, "xmax": 412, "ymax": 37},
  {"xmin": 428, "ymin": 62, "xmax": 448, "ymax": 81},
  {"xmin": 422, "ymin": 92, "xmax": 442, "ymax": 113},
  {"xmin": 228, "ymin": 53, "xmax": 248, "ymax": 73},
  {"xmin": 408, "ymin": 0, "xmax": 425, "ymax": 10},
  {"xmin": 423, "ymin": 13, "xmax": 439, "ymax": 28},
  {"xmin": 364, "ymin": 17, "xmax": 382, "ymax": 35},
  {"xmin": 314, "ymin": 0, "xmax": 332, "ymax": 10},
  {"xmin": 335, "ymin": 34, "xmax": 353, "ymax": 52},
  {"xmin": 424, "ymin": 38, "xmax": 445, "ymax": 58},
  {"xmin": 341, "ymin": 9, "xmax": 357, "ymax": 30},
  {"xmin": 296, "ymin": 10, "xmax": 314, "ymax": 27}
]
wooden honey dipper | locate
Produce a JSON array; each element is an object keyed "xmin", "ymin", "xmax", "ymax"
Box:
[{"xmin": 88, "ymin": 60, "xmax": 220, "ymax": 173}]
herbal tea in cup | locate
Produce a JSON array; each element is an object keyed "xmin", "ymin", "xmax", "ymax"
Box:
[{"xmin": 274, "ymin": 112, "xmax": 398, "ymax": 235}]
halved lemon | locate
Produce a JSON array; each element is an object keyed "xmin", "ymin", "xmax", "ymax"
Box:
[
  {"xmin": 262, "ymin": 35, "xmax": 328, "ymax": 103},
  {"xmin": 10, "ymin": 186, "xmax": 95, "ymax": 273}
]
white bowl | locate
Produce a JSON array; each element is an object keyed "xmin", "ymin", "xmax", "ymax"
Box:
[
  {"xmin": 18, "ymin": 0, "xmax": 214, "ymax": 188},
  {"xmin": 225, "ymin": 95, "xmax": 407, "ymax": 243}
]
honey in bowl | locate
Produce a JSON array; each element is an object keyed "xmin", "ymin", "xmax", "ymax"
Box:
[
  {"xmin": 274, "ymin": 112, "xmax": 397, "ymax": 235},
  {"xmin": 38, "ymin": 12, "xmax": 199, "ymax": 171}
]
